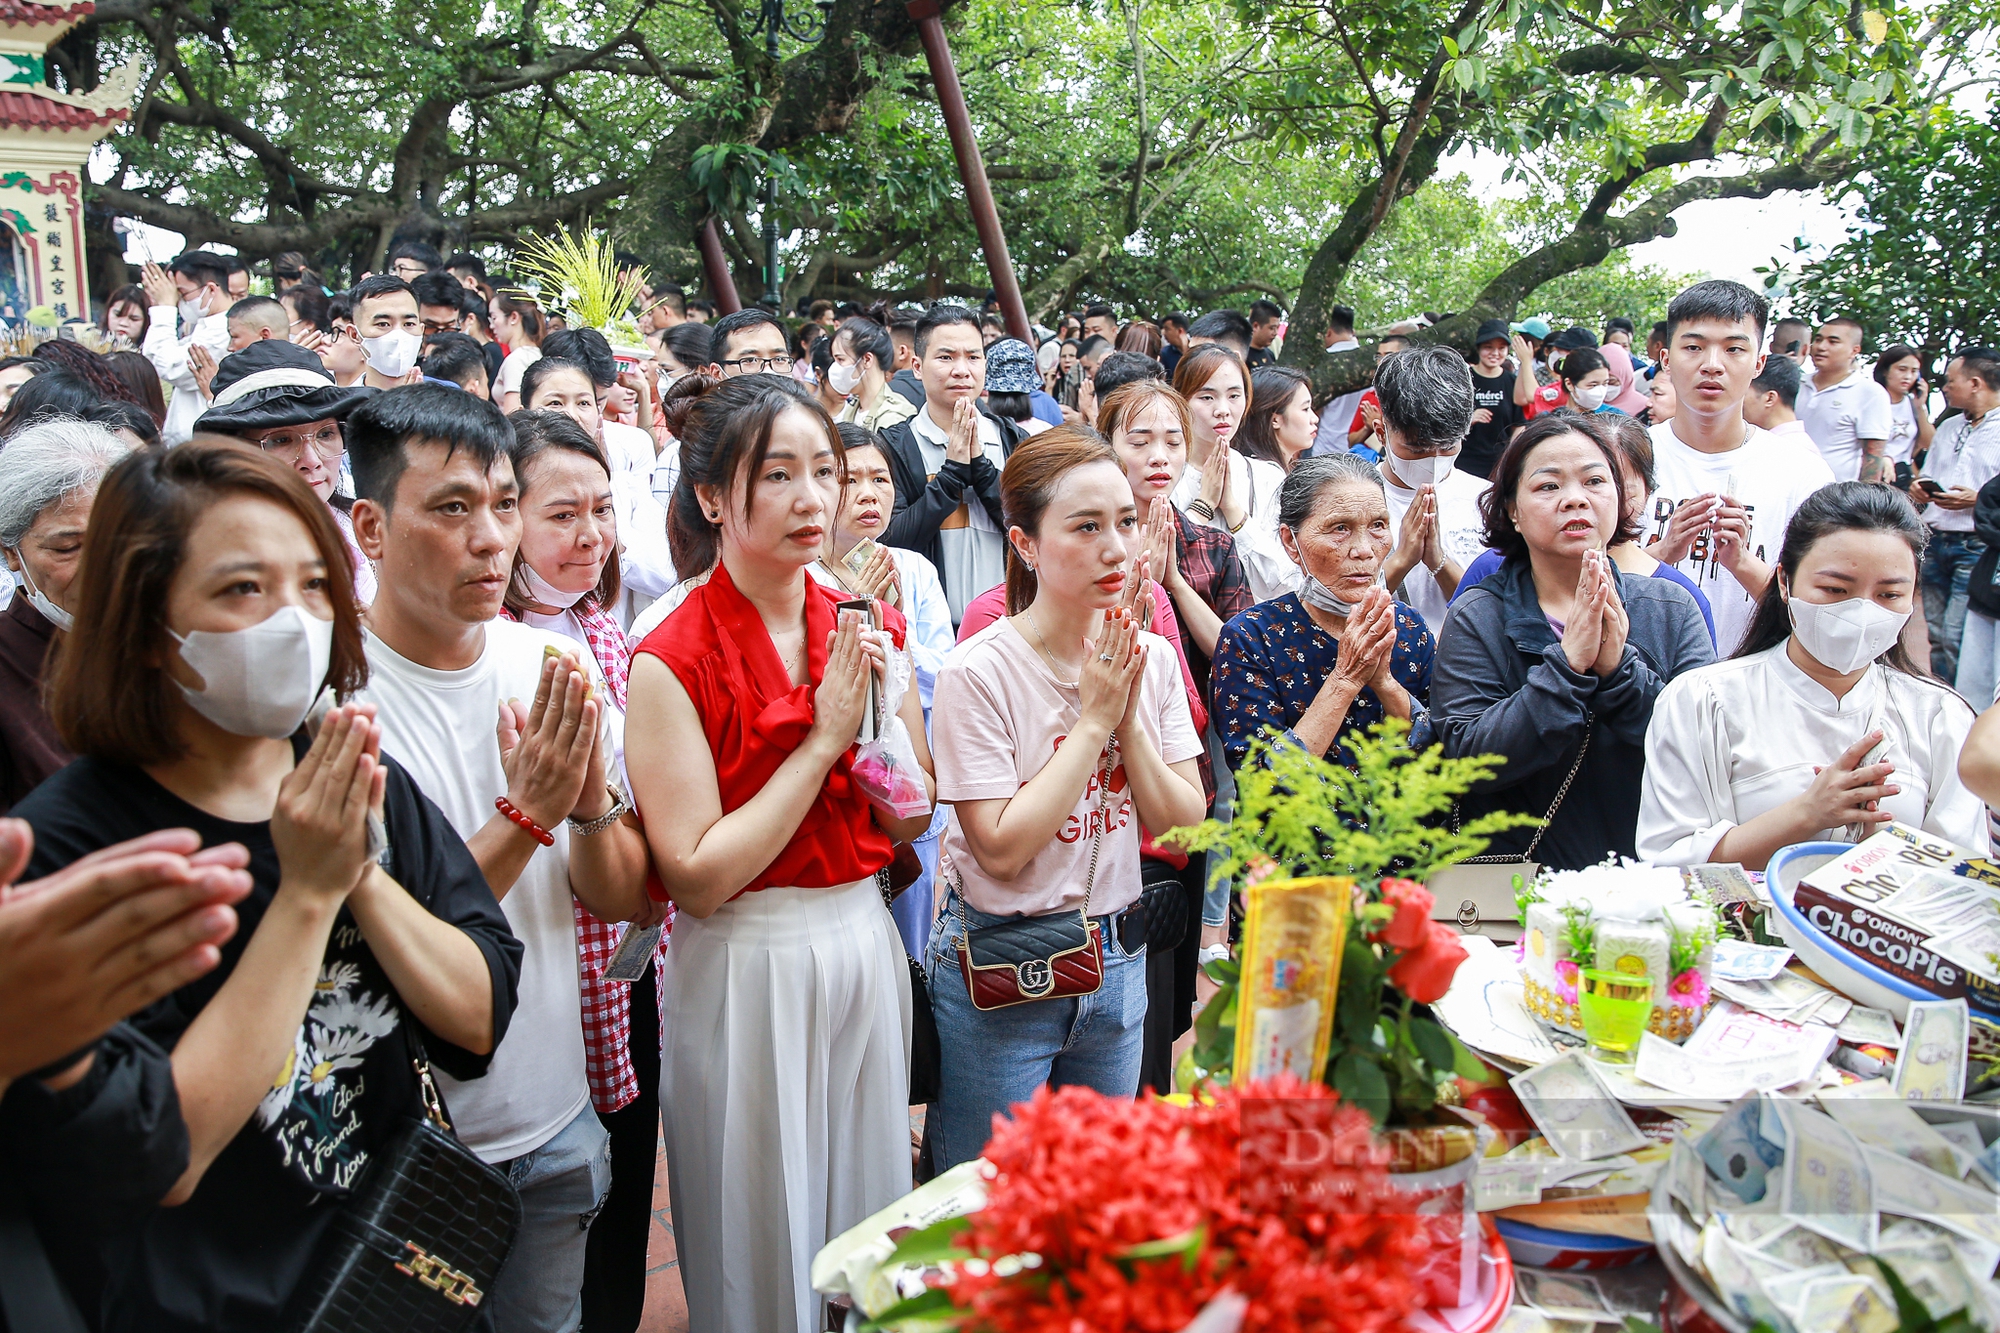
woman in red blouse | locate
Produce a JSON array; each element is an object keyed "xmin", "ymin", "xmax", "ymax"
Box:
[{"xmin": 624, "ymin": 372, "xmax": 935, "ymax": 1333}]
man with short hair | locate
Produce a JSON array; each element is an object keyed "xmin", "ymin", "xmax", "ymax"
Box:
[
  {"xmin": 1310, "ymin": 304, "xmax": 1364, "ymax": 457},
  {"xmin": 1741, "ymin": 355, "xmax": 1812, "ymax": 446},
  {"xmin": 1374, "ymin": 346, "xmax": 1487, "ymax": 630},
  {"xmin": 1075, "ymin": 335, "xmax": 1113, "ymax": 424},
  {"xmin": 879, "ymin": 304, "xmax": 1028, "ymax": 622},
  {"xmin": 1347, "ymin": 333, "xmax": 1412, "ymax": 453},
  {"xmin": 1646, "ymin": 321, "xmax": 1671, "ymax": 375},
  {"xmin": 1645, "ymin": 280, "xmax": 1835, "ymax": 654},
  {"xmin": 1798, "ymin": 316, "xmax": 1894, "ymax": 482},
  {"xmin": 1082, "ymin": 303, "xmax": 1118, "ymax": 343},
  {"xmin": 885, "ymin": 308, "xmax": 926, "ymax": 408},
  {"xmin": 349, "ymin": 274, "xmax": 426, "ymax": 390},
  {"xmin": 1159, "ymin": 312, "xmax": 1191, "ymax": 374},
  {"xmin": 1769, "ymin": 317, "xmax": 1811, "ymax": 366},
  {"xmin": 421, "ymin": 330, "xmax": 492, "ymax": 399},
  {"xmin": 1092, "ymin": 349, "xmax": 1164, "ymax": 402},
  {"xmin": 537, "ymin": 327, "xmax": 676, "ymax": 606},
  {"xmin": 1187, "ymin": 309, "xmax": 1252, "ymax": 360},
  {"xmin": 387, "ymin": 238, "xmax": 444, "ymax": 282},
  {"xmin": 139, "ymin": 250, "xmax": 234, "ymax": 444},
  {"xmin": 1247, "ymin": 299, "xmax": 1285, "ymax": 367},
  {"xmin": 348, "ymin": 385, "xmax": 651, "ymax": 1333},
  {"xmin": 645, "ymin": 282, "xmax": 686, "ymax": 332},
  {"xmin": 412, "ymin": 271, "xmax": 470, "ymax": 335},
  {"xmin": 447, "ymin": 251, "xmax": 493, "ymax": 298},
  {"xmin": 704, "ymin": 308, "xmax": 790, "ymax": 377},
  {"xmin": 1915, "ymin": 348, "xmax": 2000, "ymax": 682},
  {"xmin": 224, "ymin": 295, "xmax": 291, "ymax": 351},
  {"xmin": 1461, "ymin": 318, "xmax": 1523, "ymax": 479}
]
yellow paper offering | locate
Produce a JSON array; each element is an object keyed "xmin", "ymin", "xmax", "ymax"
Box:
[{"xmin": 1233, "ymin": 876, "xmax": 1351, "ymax": 1084}]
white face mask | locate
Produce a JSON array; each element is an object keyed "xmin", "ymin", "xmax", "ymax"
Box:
[
  {"xmin": 513, "ymin": 560, "xmax": 591, "ymax": 611},
  {"xmin": 179, "ymin": 297, "xmax": 208, "ymax": 329},
  {"xmin": 361, "ymin": 329, "xmax": 423, "ymax": 378},
  {"xmin": 1390, "ymin": 450, "xmax": 1444, "ymax": 489},
  {"xmin": 171, "ymin": 604, "xmax": 335, "ymax": 738},
  {"xmin": 827, "ymin": 359, "xmax": 861, "ymax": 396},
  {"xmin": 1785, "ymin": 588, "xmax": 1909, "ymax": 674},
  {"xmin": 1573, "ymin": 383, "xmax": 1610, "ymax": 411},
  {"xmin": 11, "ymin": 551, "xmax": 70, "ymax": 630}
]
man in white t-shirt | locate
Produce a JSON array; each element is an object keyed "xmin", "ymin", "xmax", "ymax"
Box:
[
  {"xmin": 346, "ymin": 385, "xmax": 653, "ymax": 1333},
  {"xmin": 1645, "ymin": 281, "xmax": 1836, "ymax": 656},
  {"xmin": 1915, "ymin": 349, "xmax": 2000, "ymax": 683},
  {"xmin": 879, "ymin": 305, "xmax": 1028, "ymax": 623},
  {"xmin": 1371, "ymin": 345, "xmax": 1486, "ymax": 632},
  {"xmin": 1310, "ymin": 304, "xmax": 1364, "ymax": 456},
  {"xmin": 1798, "ymin": 317, "xmax": 1894, "ymax": 482}
]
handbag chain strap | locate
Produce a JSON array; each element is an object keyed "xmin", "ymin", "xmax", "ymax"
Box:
[
  {"xmin": 957, "ymin": 730, "xmax": 1115, "ymax": 934},
  {"xmin": 1451, "ymin": 720, "xmax": 1591, "ymax": 860}
]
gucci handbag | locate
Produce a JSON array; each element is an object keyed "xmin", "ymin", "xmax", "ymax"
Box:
[
  {"xmin": 955, "ymin": 743, "xmax": 1112, "ymax": 1010},
  {"xmin": 284, "ymin": 1031, "xmax": 522, "ymax": 1332},
  {"xmin": 1428, "ymin": 723, "xmax": 1590, "ymax": 937}
]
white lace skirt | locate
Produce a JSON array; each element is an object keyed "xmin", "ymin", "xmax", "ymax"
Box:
[{"xmin": 659, "ymin": 876, "xmax": 912, "ymax": 1333}]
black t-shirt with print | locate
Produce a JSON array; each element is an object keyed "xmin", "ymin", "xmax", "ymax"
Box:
[
  {"xmin": 1463, "ymin": 367, "xmax": 1522, "ymax": 479},
  {"xmin": 14, "ymin": 749, "xmax": 522, "ymax": 1333}
]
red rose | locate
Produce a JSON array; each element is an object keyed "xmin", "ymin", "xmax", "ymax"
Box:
[
  {"xmin": 1372, "ymin": 878, "xmax": 1434, "ymax": 951},
  {"xmin": 1387, "ymin": 921, "xmax": 1469, "ymax": 1003}
]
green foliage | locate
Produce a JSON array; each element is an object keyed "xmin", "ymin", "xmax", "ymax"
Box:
[
  {"xmin": 1790, "ymin": 106, "xmax": 2000, "ymax": 364},
  {"xmin": 1168, "ymin": 721, "xmax": 1537, "ymax": 1124},
  {"xmin": 1559, "ymin": 902, "xmax": 1598, "ymax": 972},
  {"xmin": 510, "ymin": 225, "xmax": 649, "ymax": 334}
]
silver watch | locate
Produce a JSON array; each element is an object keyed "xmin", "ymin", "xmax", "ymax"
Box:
[{"xmin": 567, "ymin": 784, "xmax": 630, "ymax": 837}]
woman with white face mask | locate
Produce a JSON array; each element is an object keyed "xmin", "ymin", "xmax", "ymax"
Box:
[
  {"xmin": 0, "ymin": 419, "xmax": 133, "ymax": 810},
  {"xmin": 1639, "ymin": 481, "xmax": 1988, "ymax": 868},
  {"xmin": 11, "ymin": 440, "xmax": 516, "ymax": 1331},
  {"xmin": 830, "ymin": 317, "xmax": 919, "ymax": 435}
]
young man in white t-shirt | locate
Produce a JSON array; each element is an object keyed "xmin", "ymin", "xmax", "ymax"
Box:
[
  {"xmin": 1372, "ymin": 344, "xmax": 1488, "ymax": 633},
  {"xmin": 1798, "ymin": 316, "xmax": 1894, "ymax": 483},
  {"xmin": 346, "ymin": 385, "xmax": 654, "ymax": 1333},
  {"xmin": 1645, "ymin": 281, "xmax": 1836, "ymax": 657}
]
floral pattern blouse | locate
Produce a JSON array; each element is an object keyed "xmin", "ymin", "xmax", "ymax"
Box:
[{"xmin": 1212, "ymin": 591, "xmax": 1435, "ymax": 771}]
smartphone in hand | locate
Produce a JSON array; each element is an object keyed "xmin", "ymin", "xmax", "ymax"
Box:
[{"xmin": 834, "ymin": 598, "xmax": 879, "ymax": 744}]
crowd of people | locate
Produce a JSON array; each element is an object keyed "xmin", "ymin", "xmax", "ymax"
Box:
[{"xmin": 4, "ymin": 240, "xmax": 2000, "ymax": 1333}]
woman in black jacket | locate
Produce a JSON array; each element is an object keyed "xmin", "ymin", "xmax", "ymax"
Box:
[{"xmin": 1432, "ymin": 414, "xmax": 1714, "ymax": 868}]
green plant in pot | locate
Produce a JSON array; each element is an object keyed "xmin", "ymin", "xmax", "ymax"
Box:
[{"xmin": 1164, "ymin": 720, "xmax": 1537, "ymax": 1150}]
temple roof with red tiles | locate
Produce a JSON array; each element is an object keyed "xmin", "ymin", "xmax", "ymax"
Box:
[
  {"xmin": 0, "ymin": 0, "xmax": 93, "ymax": 25},
  {"xmin": 0, "ymin": 88, "xmax": 125, "ymax": 130}
]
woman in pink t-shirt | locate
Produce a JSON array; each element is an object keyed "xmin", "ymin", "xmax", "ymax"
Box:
[{"xmin": 926, "ymin": 427, "xmax": 1207, "ymax": 1170}]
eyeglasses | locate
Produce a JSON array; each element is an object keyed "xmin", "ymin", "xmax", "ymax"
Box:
[
  {"xmin": 720, "ymin": 356, "xmax": 790, "ymax": 375},
  {"xmin": 422, "ymin": 316, "xmax": 461, "ymax": 334},
  {"xmin": 255, "ymin": 423, "xmax": 345, "ymax": 460}
]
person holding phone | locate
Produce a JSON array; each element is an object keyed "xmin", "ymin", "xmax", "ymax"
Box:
[
  {"xmin": 1914, "ymin": 349, "xmax": 2000, "ymax": 686},
  {"xmin": 11, "ymin": 440, "xmax": 519, "ymax": 1333},
  {"xmin": 1876, "ymin": 345, "xmax": 1936, "ymax": 475},
  {"xmin": 626, "ymin": 372, "xmax": 933, "ymax": 1333}
]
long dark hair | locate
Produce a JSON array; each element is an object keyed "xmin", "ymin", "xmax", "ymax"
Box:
[
  {"xmin": 1733, "ymin": 481, "xmax": 1929, "ymax": 668},
  {"xmin": 1237, "ymin": 364, "xmax": 1312, "ymax": 468},
  {"xmin": 662, "ymin": 371, "xmax": 843, "ymax": 579}
]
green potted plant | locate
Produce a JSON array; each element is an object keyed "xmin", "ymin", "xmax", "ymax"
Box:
[{"xmin": 510, "ymin": 225, "xmax": 654, "ymax": 372}]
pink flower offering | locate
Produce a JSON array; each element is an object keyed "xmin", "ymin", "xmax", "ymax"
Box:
[{"xmin": 1667, "ymin": 967, "xmax": 1710, "ymax": 1010}]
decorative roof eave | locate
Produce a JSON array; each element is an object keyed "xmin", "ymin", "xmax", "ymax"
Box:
[{"xmin": 0, "ymin": 89, "xmax": 125, "ymax": 131}]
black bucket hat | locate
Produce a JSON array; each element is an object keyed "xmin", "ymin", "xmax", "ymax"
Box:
[{"xmin": 192, "ymin": 340, "xmax": 375, "ymax": 436}]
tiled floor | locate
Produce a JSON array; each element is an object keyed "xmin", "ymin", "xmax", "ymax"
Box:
[{"xmin": 638, "ymin": 1141, "xmax": 687, "ymax": 1333}]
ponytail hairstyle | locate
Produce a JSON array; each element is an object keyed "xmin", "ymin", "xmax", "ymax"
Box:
[
  {"xmin": 492, "ymin": 291, "xmax": 545, "ymax": 347},
  {"xmin": 1000, "ymin": 424, "xmax": 1120, "ymax": 614},
  {"xmin": 662, "ymin": 370, "xmax": 843, "ymax": 580},
  {"xmin": 1732, "ymin": 480, "xmax": 1929, "ymax": 666},
  {"xmin": 502, "ymin": 409, "xmax": 621, "ymax": 616}
]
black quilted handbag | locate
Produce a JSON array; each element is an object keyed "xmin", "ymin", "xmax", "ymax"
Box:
[
  {"xmin": 284, "ymin": 1035, "xmax": 522, "ymax": 1333},
  {"xmin": 1134, "ymin": 872, "xmax": 1186, "ymax": 956}
]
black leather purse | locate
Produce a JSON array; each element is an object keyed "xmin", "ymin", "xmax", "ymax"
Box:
[
  {"xmin": 878, "ymin": 867, "xmax": 941, "ymax": 1105},
  {"xmin": 285, "ymin": 1037, "xmax": 521, "ymax": 1332}
]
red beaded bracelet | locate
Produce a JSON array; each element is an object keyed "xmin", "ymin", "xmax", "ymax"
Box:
[{"xmin": 494, "ymin": 796, "xmax": 555, "ymax": 847}]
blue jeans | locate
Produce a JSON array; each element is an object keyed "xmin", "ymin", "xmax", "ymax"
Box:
[
  {"xmin": 894, "ymin": 806, "xmax": 949, "ymax": 959},
  {"xmin": 925, "ymin": 886, "xmax": 1148, "ymax": 1169},
  {"xmin": 1959, "ymin": 610, "xmax": 2000, "ymax": 710},
  {"xmin": 488, "ymin": 1105, "xmax": 613, "ymax": 1333},
  {"xmin": 1922, "ymin": 530, "xmax": 1985, "ymax": 682}
]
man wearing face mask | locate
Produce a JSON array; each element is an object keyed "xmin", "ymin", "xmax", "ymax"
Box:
[
  {"xmin": 1374, "ymin": 346, "xmax": 1488, "ymax": 633},
  {"xmin": 139, "ymin": 252, "xmax": 234, "ymax": 445},
  {"xmin": 347, "ymin": 274, "xmax": 427, "ymax": 390},
  {"xmin": 347, "ymin": 387, "xmax": 655, "ymax": 1333}
]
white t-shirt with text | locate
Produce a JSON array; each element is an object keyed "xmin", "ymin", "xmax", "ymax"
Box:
[{"xmin": 1645, "ymin": 420, "xmax": 1836, "ymax": 656}]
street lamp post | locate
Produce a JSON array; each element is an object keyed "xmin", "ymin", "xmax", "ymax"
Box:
[{"xmin": 748, "ymin": 0, "xmax": 831, "ymax": 311}]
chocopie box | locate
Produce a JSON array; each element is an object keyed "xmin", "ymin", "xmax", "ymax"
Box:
[{"xmin": 1793, "ymin": 823, "xmax": 2000, "ymax": 1018}]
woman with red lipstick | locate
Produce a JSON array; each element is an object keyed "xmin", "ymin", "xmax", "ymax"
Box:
[
  {"xmin": 925, "ymin": 427, "xmax": 1207, "ymax": 1169},
  {"xmin": 624, "ymin": 373, "xmax": 936, "ymax": 1333},
  {"xmin": 1432, "ymin": 415, "xmax": 1713, "ymax": 869},
  {"xmin": 1171, "ymin": 345, "xmax": 1295, "ymax": 601}
]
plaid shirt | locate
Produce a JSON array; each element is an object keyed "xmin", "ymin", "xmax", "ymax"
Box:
[
  {"xmin": 502, "ymin": 599, "xmax": 663, "ymax": 1113},
  {"xmin": 1173, "ymin": 508, "xmax": 1253, "ymax": 696}
]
